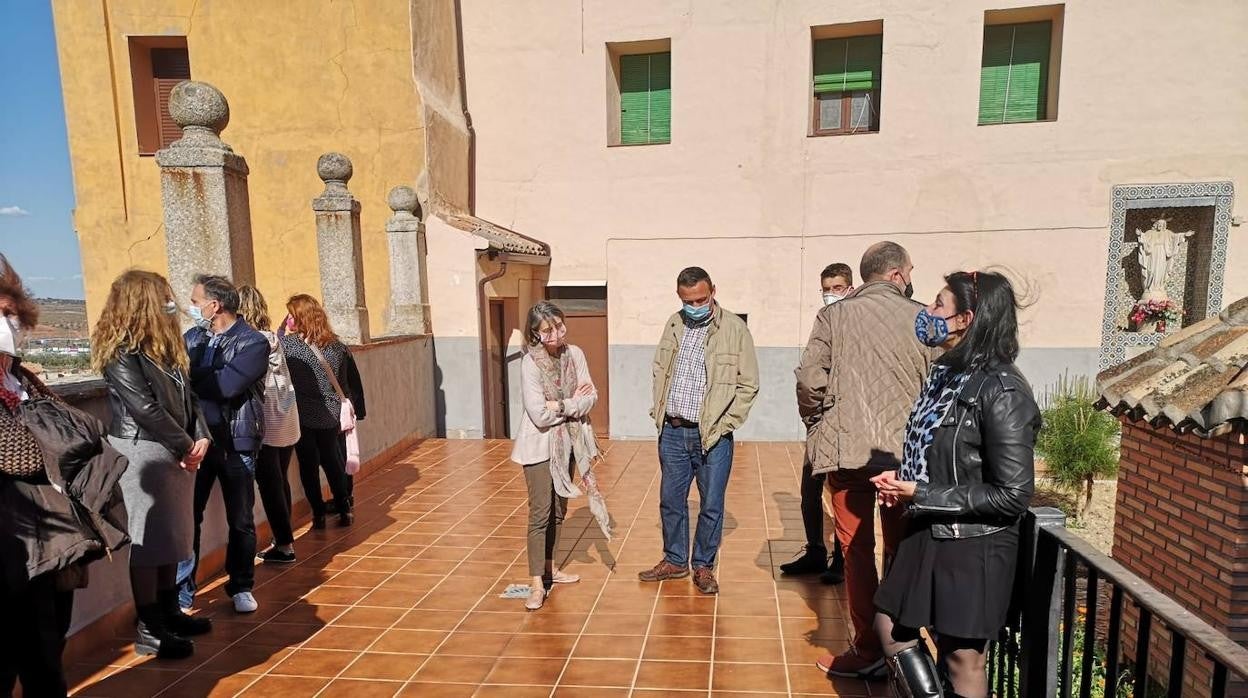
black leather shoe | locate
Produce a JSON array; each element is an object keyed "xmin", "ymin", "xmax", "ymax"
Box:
[
  {"xmin": 821, "ymin": 546, "xmax": 845, "ymax": 585},
  {"xmin": 338, "ymin": 511, "xmax": 354, "ymax": 527},
  {"xmin": 159, "ymin": 589, "xmax": 212, "ymax": 637},
  {"xmin": 780, "ymin": 546, "xmax": 828, "ymax": 576},
  {"xmin": 311, "ymin": 514, "xmax": 327, "ymax": 530}
]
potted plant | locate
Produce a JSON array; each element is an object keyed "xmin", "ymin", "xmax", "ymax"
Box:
[{"xmin": 1035, "ymin": 374, "xmax": 1120, "ymax": 519}]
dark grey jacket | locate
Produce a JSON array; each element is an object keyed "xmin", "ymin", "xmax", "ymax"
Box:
[{"xmin": 910, "ymin": 363, "xmax": 1040, "ymax": 539}]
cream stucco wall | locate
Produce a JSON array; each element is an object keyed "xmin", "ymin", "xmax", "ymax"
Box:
[
  {"xmin": 459, "ymin": 0, "xmax": 1248, "ymax": 352},
  {"xmin": 52, "ymin": 0, "xmax": 424, "ymax": 330}
]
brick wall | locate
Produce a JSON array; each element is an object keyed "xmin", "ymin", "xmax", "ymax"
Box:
[{"xmin": 1111, "ymin": 420, "xmax": 1248, "ymax": 696}]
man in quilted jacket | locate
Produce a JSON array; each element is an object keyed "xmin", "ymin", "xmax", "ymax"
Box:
[{"xmin": 795, "ymin": 242, "xmax": 937, "ymax": 679}]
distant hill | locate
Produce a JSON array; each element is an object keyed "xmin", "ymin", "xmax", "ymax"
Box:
[{"xmin": 33, "ymin": 298, "xmax": 88, "ymax": 340}]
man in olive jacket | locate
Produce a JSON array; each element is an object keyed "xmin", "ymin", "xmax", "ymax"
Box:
[
  {"xmin": 639, "ymin": 267, "xmax": 759, "ymax": 595},
  {"xmin": 795, "ymin": 242, "xmax": 936, "ymax": 679}
]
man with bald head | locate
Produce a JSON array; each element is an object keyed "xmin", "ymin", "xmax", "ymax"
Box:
[{"xmin": 795, "ymin": 241, "xmax": 936, "ymax": 679}]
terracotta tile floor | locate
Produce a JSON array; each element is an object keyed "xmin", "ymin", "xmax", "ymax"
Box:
[{"xmin": 70, "ymin": 439, "xmax": 883, "ymax": 697}]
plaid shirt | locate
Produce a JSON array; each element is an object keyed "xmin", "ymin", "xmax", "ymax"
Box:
[{"xmin": 665, "ymin": 320, "xmax": 710, "ymax": 422}]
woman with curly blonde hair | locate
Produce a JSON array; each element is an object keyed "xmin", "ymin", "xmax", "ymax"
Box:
[{"xmin": 94, "ymin": 270, "xmax": 212, "ymax": 659}]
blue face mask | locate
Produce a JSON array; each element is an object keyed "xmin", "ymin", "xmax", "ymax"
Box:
[
  {"xmin": 188, "ymin": 304, "xmax": 212, "ymax": 330},
  {"xmin": 682, "ymin": 303, "xmax": 712, "ymax": 323},
  {"xmin": 915, "ymin": 309, "xmax": 950, "ymax": 347}
]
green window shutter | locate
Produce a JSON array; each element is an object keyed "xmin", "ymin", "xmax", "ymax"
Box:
[
  {"xmin": 620, "ymin": 54, "xmax": 651, "ymax": 144},
  {"xmin": 648, "ymin": 52, "xmax": 671, "ymax": 143},
  {"xmin": 620, "ymin": 52, "xmax": 672, "ymax": 145},
  {"xmin": 1003, "ymin": 22, "xmax": 1050, "ymax": 123},
  {"xmin": 813, "ymin": 35, "xmax": 881, "ymax": 94},
  {"xmin": 978, "ymin": 21, "xmax": 1051, "ymax": 125}
]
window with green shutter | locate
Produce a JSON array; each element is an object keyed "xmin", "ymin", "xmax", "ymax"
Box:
[
  {"xmin": 978, "ymin": 21, "xmax": 1051, "ymax": 125},
  {"xmin": 812, "ymin": 34, "xmax": 882, "ymax": 135},
  {"xmin": 619, "ymin": 52, "xmax": 671, "ymax": 145}
]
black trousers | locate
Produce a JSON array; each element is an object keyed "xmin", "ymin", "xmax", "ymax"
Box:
[
  {"xmin": 801, "ymin": 456, "xmax": 843, "ymax": 558},
  {"xmin": 255, "ymin": 445, "xmax": 296, "ymax": 546},
  {"xmin": 190, "ymin": 441, "xmax": 257, "ymax": 596},
  {"xmin": 337, "ymin": 433, "xmax": 354, "ymax": 500},
  {"xmin": 296, "ymin": 426, "xmax": 351, "ymax": 516},
  {"xmin": 0, "ymin": 575, "xmax": 74, "ymax": 698}
]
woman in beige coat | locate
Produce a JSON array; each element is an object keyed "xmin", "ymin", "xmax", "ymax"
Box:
[{"xmin": 510, "ymin": 301, "xmax": 610, "ymax": 610}]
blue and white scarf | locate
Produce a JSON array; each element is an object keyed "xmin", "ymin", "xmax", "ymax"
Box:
[{"xmin": 900, "ymin": 365, "xmax": 972, "ymax": 483}]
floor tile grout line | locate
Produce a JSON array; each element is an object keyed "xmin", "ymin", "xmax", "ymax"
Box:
[
  {"xmin": 312, "ymin": 442, "xmax": 528, "ymax": 696},
  {"xmin": 81, "ymin": 440, "xmax": 483, "ymax": 697},
  {"xmin": 769, "ymin": 442, "xmax": 798, "ymax": 698},
  {"xmin": 546, "ymin": 443, "xmax": 658, "ymax": 695},
  {"xmin": 390, "ymin": 501, "xmax": 532, "ymax": 693},
  {"xmin": 221, "ymin": 440, "xmax": 510, "ymax": 697}
]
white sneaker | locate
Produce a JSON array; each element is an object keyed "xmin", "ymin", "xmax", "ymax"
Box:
[{"xmin": 233, "ymin": 591, "xmax": 258, "ymax": 613}]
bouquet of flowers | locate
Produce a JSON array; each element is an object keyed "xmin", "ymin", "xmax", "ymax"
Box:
[{"xmin": 1129, "ymin": 299, "xmax": 1181, "ymax": 333}]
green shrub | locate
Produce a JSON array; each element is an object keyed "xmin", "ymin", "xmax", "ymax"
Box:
[{"xmin": 1036, "ymin": 374, "xmax": 1120, "ymax": 518}]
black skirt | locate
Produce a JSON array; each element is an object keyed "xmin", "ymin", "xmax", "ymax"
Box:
[{"xmin": 874, "ymin": 520, "xmax": 1020, "ymax": 641}]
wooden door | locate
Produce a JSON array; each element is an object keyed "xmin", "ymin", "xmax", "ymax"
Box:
[
  {"xmin": 565, "ymin": 312, "xmax": 610, "ymax": 438},
  {"xmin": 485, "ymin": 300, "xmax": 510, "ymax": 438}
]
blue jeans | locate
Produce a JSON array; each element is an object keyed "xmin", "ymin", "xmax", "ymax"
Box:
[
  {"xmin": 658, "ymin": 424, "xmax": 734, "ymax": 569},
  {"xmin": 178, "ymin": 443, "xmax": 257, "ymax": 602}
]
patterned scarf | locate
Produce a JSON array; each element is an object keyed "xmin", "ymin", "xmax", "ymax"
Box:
[
  {"xmin": 900, "ymin": 365, "xmax": 972, "ymax": 484},
  {"xmin": 528, "ymin": 344, "xmax": 613, "ymax": 539}
]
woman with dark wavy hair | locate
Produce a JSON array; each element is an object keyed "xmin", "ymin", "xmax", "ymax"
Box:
[
  {"xmin": 868, "ymin": 271, "xmax": 1041, "ymax": 698},
  {"xmin": 0, "ymin": 255, "xmax": 129, "ymax": 696}
]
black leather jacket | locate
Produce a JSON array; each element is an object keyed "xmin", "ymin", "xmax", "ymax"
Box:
[
  {"xmin": 102, "ymin": 351, "xmax": 209, "ymax": 458},
  {"xmin": 910, "ymin": 363, "xmax": 1040, "ymax": 539}
]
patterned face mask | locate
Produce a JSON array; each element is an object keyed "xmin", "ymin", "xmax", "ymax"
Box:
[{"xmin": 915, "ymin": 309, "xmax": 951, "ymax": 347}]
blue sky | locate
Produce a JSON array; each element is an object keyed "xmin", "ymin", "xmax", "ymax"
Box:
[{"xmin": 0, "ymin": 0, "xmax": 84, "ymax": 299}]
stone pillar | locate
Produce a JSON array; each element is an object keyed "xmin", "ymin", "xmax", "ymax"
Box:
[
  {"xmin": 313, "ymin": 153, "xmax": 370, "ymax": 345},
  {"xmin": 156, "ymin": 81, "xmax": 256, "ymax": 308},
  {"xmin": 384, "ymin": 186, "xmax": 430, "ymax": 335}
]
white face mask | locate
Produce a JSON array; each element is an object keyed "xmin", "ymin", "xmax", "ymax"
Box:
[
  {"xmin": 0, "ymin": 316, "xmax": 22, "ymax": 357},
  {"xmin": 822, "ymin": 293, "xmax": 845, "ymax": 306}
]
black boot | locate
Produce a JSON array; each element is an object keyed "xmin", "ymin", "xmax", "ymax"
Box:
[
  {"xmin": 159, "ymin": 589, "xmax": 212, "ymax": 637},
  {"xmin": 821, "ymin": 541, "xmax": 845, "ymax": 585},
  {"xmin": 312, "ymin": 513, "xmax": 327, "ymax": 530},
  {"xmin": 886, "ymin": 645, "xmax": 944, "ymax": 698},
  {"xmin": 135, "ymin": 604, "xmax": 194, "ymax": 659}
]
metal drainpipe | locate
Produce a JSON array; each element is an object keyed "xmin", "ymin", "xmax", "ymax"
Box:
[{"xmin": 477, "ymin": 254, "xmax": 508, "ymax": 437}]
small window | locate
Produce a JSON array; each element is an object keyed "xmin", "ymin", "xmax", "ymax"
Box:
[
  {"xmin": 618, "ymin": 52, "xmax": 671, "ymax": 145},
  {"xmin": 129, "ymin": 37, "xmax": 190, "ymax": 155},
  {"xmin": 812, "ymin": 34, "xmax": 881, "ymax": 136},
  {"xmin": 978, "ymin": 20, "xmax": 1055, "ymax": 124}
]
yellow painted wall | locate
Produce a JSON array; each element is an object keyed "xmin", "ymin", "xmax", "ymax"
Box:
[{"xmin": 51, "ymin": 0, "xmax": 426, "ymax": 332}]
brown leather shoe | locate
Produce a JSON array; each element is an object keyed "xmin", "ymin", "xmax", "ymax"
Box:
[
  {"xmin": 692, "ymin": 567, "xmax": 719, "ymax": 595},
  {"xmin": 638, "ymin": 560, "xmax": 689, "ymax": 582}
]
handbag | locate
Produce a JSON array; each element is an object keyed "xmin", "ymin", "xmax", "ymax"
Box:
[
  {"xmin": 262, "ymin": 338, "xmax": 301, "ymax": 447},
  {"xmin": 306, "ymin": 342, "xmax": 361, "ymax": 475}
]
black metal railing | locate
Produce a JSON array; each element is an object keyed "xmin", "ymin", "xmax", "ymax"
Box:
[{"xmin": 987, "ymin": 508, "xmax": 1248, "ymax": 698}]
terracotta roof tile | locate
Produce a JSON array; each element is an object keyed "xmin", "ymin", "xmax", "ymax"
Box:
[{"xmin": 1097, "ymin": 296, "xmax": 1248, "ymax": 436}]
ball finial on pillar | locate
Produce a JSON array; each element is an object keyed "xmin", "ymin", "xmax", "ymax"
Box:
[{"xmin": 168, "ymin": 81, "xmax": 231, "ymax": 147}]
